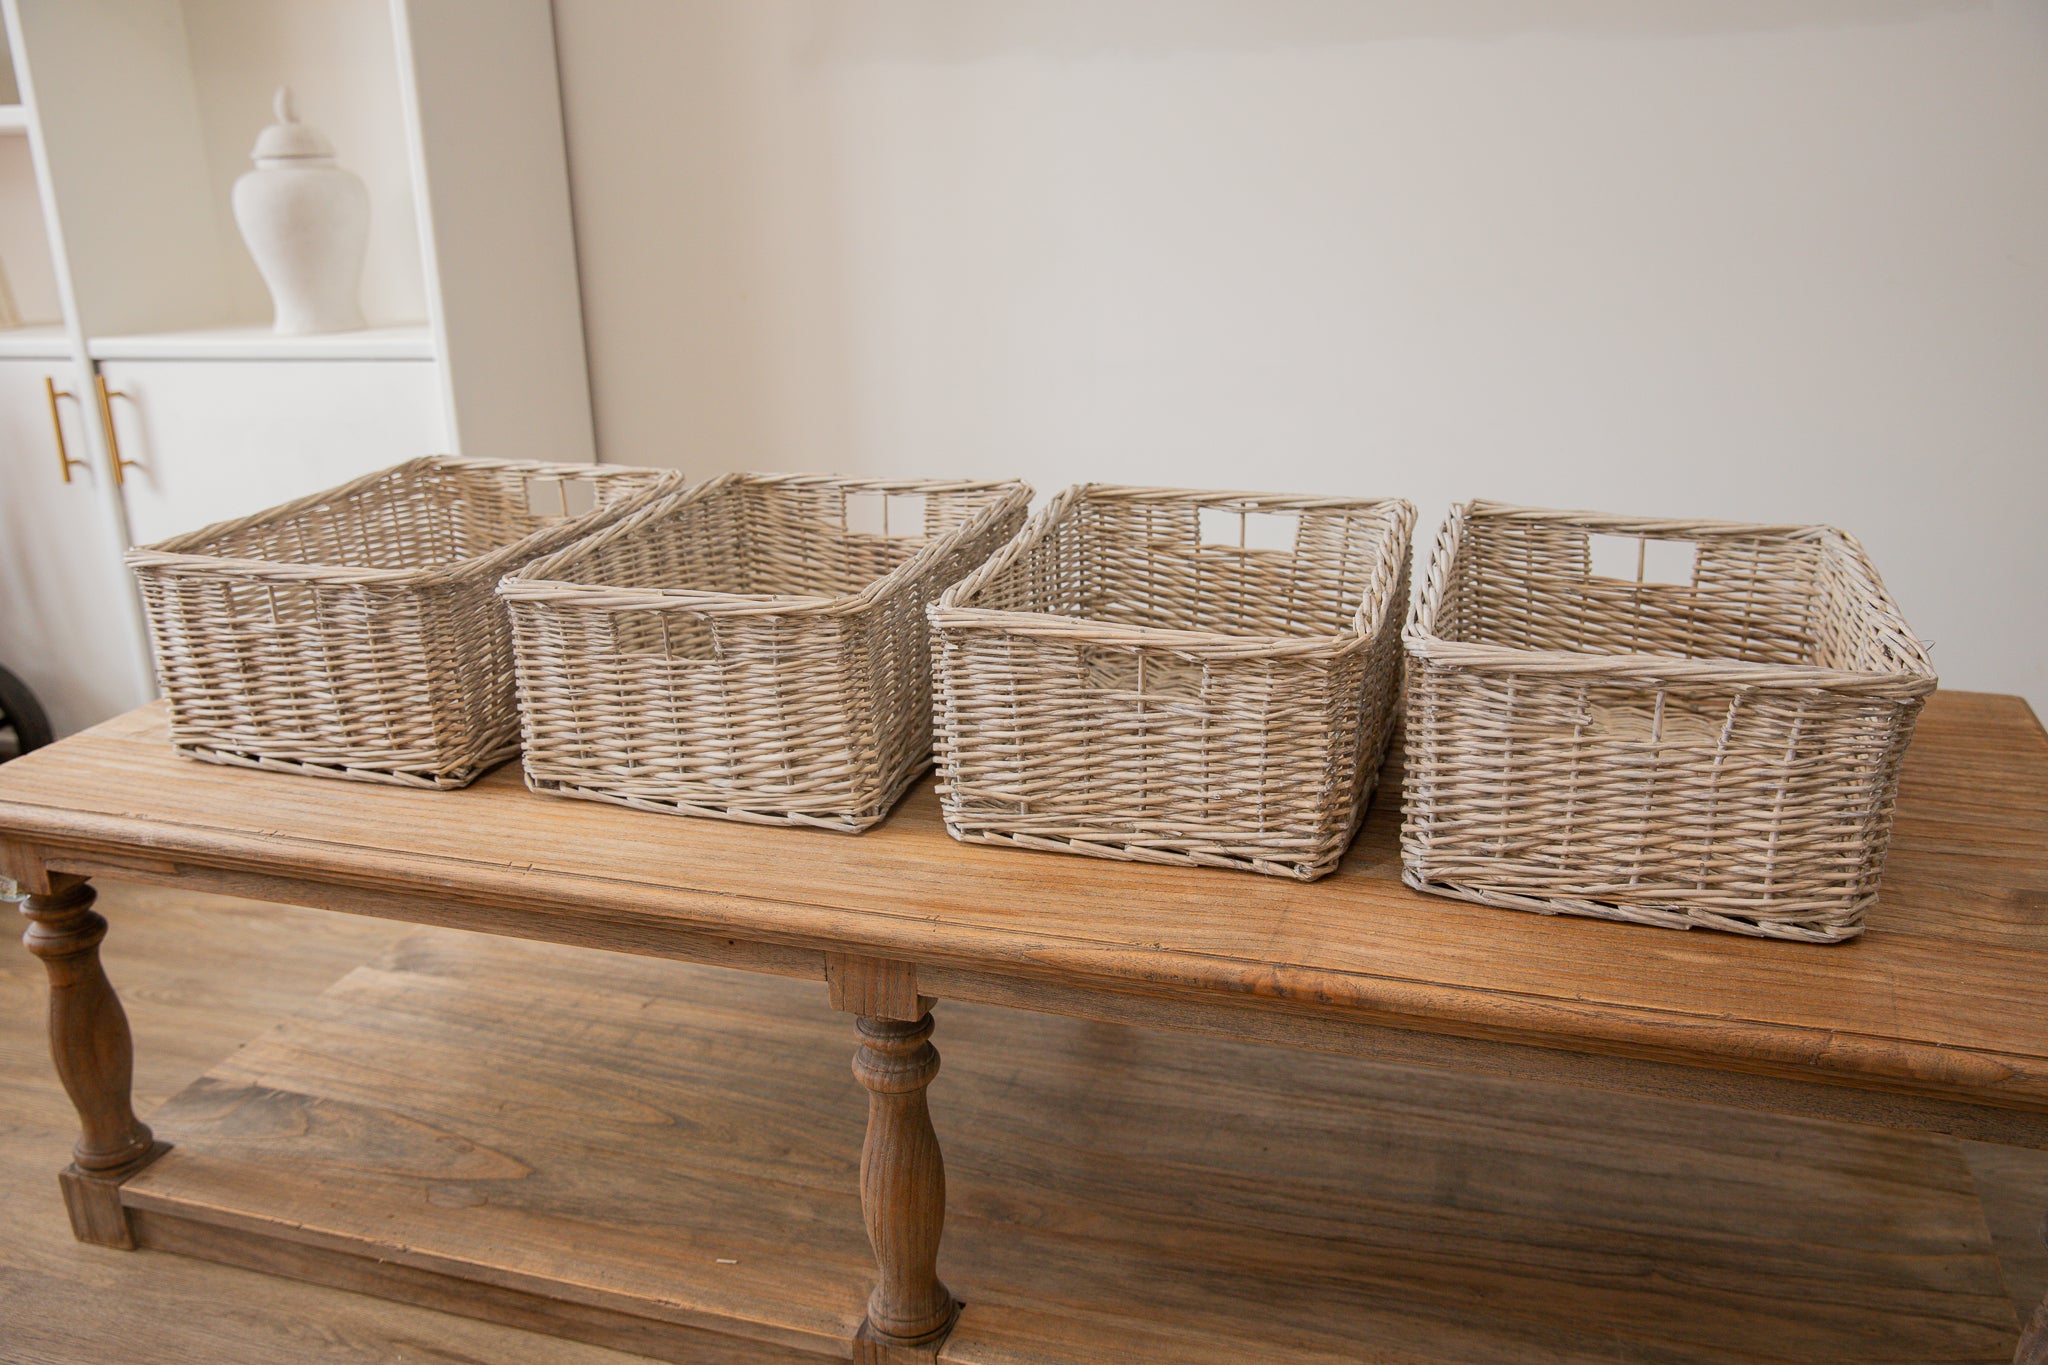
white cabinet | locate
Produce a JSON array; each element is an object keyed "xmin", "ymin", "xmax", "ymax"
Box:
[
  {"xmin": 0, "ymin": 357, "xmax": 153, "ymax": 732},
  {"xmin": 0, "ymin": 0, "xmax": 593, "ymax": 736},
  {"xmin": 101, "ymin": 357, "xmax": 446, "ymax": 545}
]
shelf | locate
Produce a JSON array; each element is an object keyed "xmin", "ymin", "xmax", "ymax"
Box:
[
  {"xmin": 86, "ymin": 322, "xmax": 435, "ymax": 363},
  {"xmin": 0, "ymin": 322, "xmax": 70, "ymax": 359},
  {"xmin": 118, "ymin": 930, "xmax": 2023, "ymax": 1365},
  {"xmin": 0, "ymin": 105, "xmax": 27, "ymax": 134}
]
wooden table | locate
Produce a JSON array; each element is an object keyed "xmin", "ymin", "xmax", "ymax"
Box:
[{"xmin": 5, "ymin": 692, "xmax": 2046, "ymax": 1363}]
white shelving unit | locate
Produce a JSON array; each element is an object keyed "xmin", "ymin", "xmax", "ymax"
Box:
[
  {"xmin": 0, "ymin": 321, "xmax": 65, "ymax": 357},
  {"xmin": 0, "ymin": 0, "xmax": 595, "ymax": 735},
  {"xmin": 87, "ymin": 323, "xmax": 437, "ymax": 363}
]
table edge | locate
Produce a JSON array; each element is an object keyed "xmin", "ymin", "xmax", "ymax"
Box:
[{"xmin": 6, "ymin": 795, "xmax": 2046, "ymax": 1120}]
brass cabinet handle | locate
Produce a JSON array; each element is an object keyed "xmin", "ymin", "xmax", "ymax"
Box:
[
  {"xmin": 94, "ymin": 372, "xmax": 141, "ymax": 487},
  {"xmin": 44, "ymin": 376, "xmax": 86, "ymax": 484}
]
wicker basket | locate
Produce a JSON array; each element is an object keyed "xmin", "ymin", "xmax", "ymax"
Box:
[
  {"xmin": 1402, "ymin": 501, "xmax": 1937, "ymax": 942},
  {"xmin": 498, "ymin": 472, "xmax": 1032, "ymax": 831},
  {"xmin": 128, "ymin": 456, "xmax": 678, "ymax": 789},
  {"xmin": 929, "ymin": 484, "xmax": 1416, "ymax": 880}
]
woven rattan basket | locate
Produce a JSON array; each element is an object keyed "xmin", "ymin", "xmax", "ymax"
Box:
[
  {"xmin": 128, "ymin": 456, "xmax": 677, "ymax": 790},
  {"xmin": 1402, "ymin": 501, "xmax": 1937, "ymax": 942},
  {"xmin": 498, "ymin": 472, "xmax": 1031, "ymax": 831},
  {"xmin": 929, "ymin": 484, "xmax": 1416, "ymax": 880}
]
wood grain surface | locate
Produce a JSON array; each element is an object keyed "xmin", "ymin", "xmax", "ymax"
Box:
[
  {"xmin": 0, "ymin": 883, "xmax": 647, "ymax": 1364},
  {"xmin": 117, "ymin": 929, "xmax": 2034, "ymax": 1364},
  {"xmin": 1, "ymin": 692, "xmax": 2043, "ymax": 1124}
]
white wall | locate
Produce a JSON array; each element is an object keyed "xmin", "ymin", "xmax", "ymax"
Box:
[{"xmin": 553, "ymin": 0, "xmax": 2048, "ymax": 714}]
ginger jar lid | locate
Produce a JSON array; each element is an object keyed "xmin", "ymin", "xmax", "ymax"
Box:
[{"xmin": 250, "ymin": 87, "xmax": 336, "ymax": 161}]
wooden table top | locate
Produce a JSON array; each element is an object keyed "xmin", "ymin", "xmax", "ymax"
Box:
[{"xmin": 3, "ymin": 692, "xmax": 2044, "ymax": 1124}]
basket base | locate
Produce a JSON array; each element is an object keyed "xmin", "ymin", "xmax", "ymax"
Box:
[
  {"xmin": 522, "ymin": 760, "xmax": 930, "ymax": 834},
  {"xmin": 1400, "ymin": 868, "xmax": 1867, "ymax": 944},
  {"xmin": 945, "ymin": 825, "xmax": 1342, "ymax": 881},
  {"xmin": 175, "ymin": 741, "xmax": 516, "ymax": 792},
  {"xmin": 937, "ymin": 757, "xmax": 1386, "ymax": 882}
]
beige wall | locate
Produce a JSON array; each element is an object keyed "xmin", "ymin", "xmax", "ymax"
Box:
[{"xmin": 553, "ymin": 0, "xmax": 2048, "ymax": 711}]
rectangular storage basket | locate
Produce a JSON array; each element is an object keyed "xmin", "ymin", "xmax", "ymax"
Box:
[
  {"xmin": 128, "ymin": 456, "xmax": 677, "ymax": 789},
  {"xmin": 498, "ymin": 472, "xmax": 1032, "ymax": 831},
  {"xmin": 930, "ymin": 484, "xmax": 1416, "ymax": 880},
  {"xmin": 1402, "ymin": 501, "xmax": 1937, "ymax": 942}
]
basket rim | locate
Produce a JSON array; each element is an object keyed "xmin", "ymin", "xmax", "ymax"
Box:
[
  {"xmin": 1404, "ymin": 499, "xmax": 1938, "ymax": 693},
  {"xmin": 930, "ymin": 482, "xmax": 1417, "ymax": 660},
  {"xmin": 497, "ymin": 471, "xmax": 1034, "ymax": 617},
  {"xmin": 124, "ymin": 455, "xmax": 678, "ymax": 588}
]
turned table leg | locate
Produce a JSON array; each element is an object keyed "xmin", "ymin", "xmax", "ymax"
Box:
[
  {"xmin": 830, "ymin": 954, "xmax": 959, "ymax": 1363},
  {"xmin": 2019, "ymin": 1214, "xmax": 2048, "ymax": 1365},
  {"xmin": 19, "ymin": 874, "xmax": 167, "ymax": 1247}
]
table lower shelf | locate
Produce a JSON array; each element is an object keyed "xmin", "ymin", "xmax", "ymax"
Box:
[{"xmin": 116, "ymin": 931, "xmax": 2023, "ymax": 1364}]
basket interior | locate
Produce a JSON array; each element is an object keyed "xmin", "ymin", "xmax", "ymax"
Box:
[
  {"xmin": 1434, "ymin": 510, "xmax": 1925, "ymax": 674},
  {"xmin": 967, "ymin": 492, "xmax": 1399, "ymax": 640},
  {"xmin": 554, "ymin": 478, "xmax": 1014, "ymax": 599},
  {"xmin": 180, "ymin": 461, "xmax": 644, "ymax": 571}
]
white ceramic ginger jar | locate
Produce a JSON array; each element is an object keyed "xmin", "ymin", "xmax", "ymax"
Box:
[{"xmin": 232, "ymin": 87, "xmax": 368, "ymax": 336}]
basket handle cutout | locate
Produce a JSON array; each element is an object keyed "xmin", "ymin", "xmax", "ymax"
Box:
[
  {"xmin": 843, "ymin": 490, "xmax": 928, "ymax": 539},
  {"xmin": 1588, "ymin": 532, "xmax": 1697, "ymax": 587},
  {"xmin": 1198, "ymin": 506, "xmax": 1299, "ymax": 553},
  {"xmin": 615, "ymin": 611, "xmax": 719, "ymax": 662},
  {"xmin": 526, "ymin": 475, "xmax": 599, "ymax": 520},
  {"xmin": 1075, "ymin": 645, "xmax": 1211, "ymax": 702},
  {"xmin": 226, "ymin": 582, "xmax": 273, "ymax": 628}
]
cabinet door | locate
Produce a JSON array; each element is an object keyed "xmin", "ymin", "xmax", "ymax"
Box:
[
  {"xmin": 100, "ymin": 358, "xmax": 448, "ymax": 546},
  {"xmin": 0, "ymin": 357, "xmax": 153, "ymax": 735}
]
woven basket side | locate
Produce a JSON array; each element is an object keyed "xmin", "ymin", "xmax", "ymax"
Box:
[
  {"xmin": 516, "ymin": 476, "xmax": 1024, "ymax": 605},
  {"xmin": 141, "ymin": 571, "xmax": 446, "ymax": 768},
  {"xmin": 437, "ymin": 461, "xmax": 682, "ymax": 577},
  {"xmin": 932, "ymin": 486, "xmax": 1414, "ymax": 878},
  {"xmin": 177, "ymin": 459, "xmax": 465, "ymax": 569},
  {"xmin": 542, "ymin": 478, "xmax": 758, "ymax": 596},
  {"xmin": 414, "ymin": 571, "xmax": 523, "ymax": 772},
  {"xmin": 511, "ymin": 604, "xmax": 888, "ymax": 815},
  {"xmin": 735, "ymin": 480, "xmax": 925, "ymax": 597},
  {"xmin": 161, "ymin": 458, "xmax": 529, "ymax": 570},
  {"xmin": 1440, "ymin": 511, "xmax": 1832, "ymax": 666},
  {"xmin": 933, "ymin": 638, "xmax": 1364, "ymax": 860},
  {"xmin": 847, "ymin": 490, "xmax": 1030, "ymax": 798},
  {"xmin": 1402, "ymin": 662, "xmax": 1925, "ymax": 940},
  {"xmin": 1401, "ymin": 501, "xmax": 1935, "ymax": 939},
  {"xmin": 439, "ymin": 463, "xmax": 599, "ymax": 564},
  {"xmin": 129, "ymin": 459, "xmax": 674, "ymax": 787},
  {"xmin": 961, "ymin": 489, "xmax": 1405, "ymax": 644},
  {"xmin": 1350, "ymin": 544, "xmax": 1411, "ymax": 795},
  {"xmin": 1806, "ymin": 531, "xmax": 1934, "ymax": 676},
  {"xmin": 139, "ymin": 458, "xmax": 672, "ymax": 578},
  {"xmin": 505, "ymin": 477, "xmax": 1029, "ymax": 828}
]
